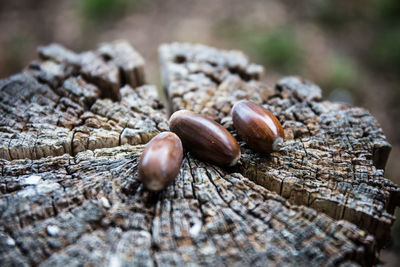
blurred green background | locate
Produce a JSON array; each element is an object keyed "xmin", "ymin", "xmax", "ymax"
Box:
[{"xmin": 0, "ymin": 0, "xmax": 399, "ymax": 264}]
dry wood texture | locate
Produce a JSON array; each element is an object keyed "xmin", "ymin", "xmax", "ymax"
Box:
[
  {"xmin": 159, "ymin": 43, "xmax": 400, "ymax": 248},
  {"xmin": 0, "ymin": 41, "xmax": 398, "ymax": 266}
]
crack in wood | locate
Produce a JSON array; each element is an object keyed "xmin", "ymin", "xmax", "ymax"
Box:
[
  {"xmin": 0, "ymin": 41, "xmax": 397, "ymax": 266},
  {"xmin": 159, "ymin": 42, "xmax": 399, "ymax": 253}
]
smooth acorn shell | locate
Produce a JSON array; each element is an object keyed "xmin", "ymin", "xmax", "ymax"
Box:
[
  {"xmin": 138, "ymin": 132, "xmax": 183, "ymax": 191},
  {"xmin": 169, "ymin": 110, "xmax": 241, "ymax": 167},
  {"xmin": 232, "ymin": 100, "xmax": 284, "ymax": 153}
]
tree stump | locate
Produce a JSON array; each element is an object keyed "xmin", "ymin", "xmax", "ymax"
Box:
[{"xmin": 0, "ymin": 41, "xmax": 398, "ymax": 266}]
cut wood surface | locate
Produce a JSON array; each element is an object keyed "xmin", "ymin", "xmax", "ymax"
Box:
[
  {"xmin": 159, "ymin": 43, "xmax": 400, "ymax": 246},
  {"xmin": 0, "ymin": 41, "xmax": 399, "ymax": 266}
]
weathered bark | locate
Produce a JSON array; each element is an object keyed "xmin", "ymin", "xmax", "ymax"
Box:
[
  {"xmin": 0, "ymin": 41, "xmax": 166, "ymax": 161},
  {"xmin": 0, "ymin": 41, "xmax": 398, "ymax": 266},
  {"xmin": 159, "ymin": 43, "xmax": 400, "ymax": 248}
]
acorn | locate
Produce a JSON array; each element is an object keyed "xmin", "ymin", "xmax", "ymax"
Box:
[
  {"xmin": 169, "ymin": 110, "xmax": 240, "ymax": 167},
  {"xmin": 138, "ymin": 132, "xmax": 183, "ymax": 191},
  {"xmin": 231, "ymin": 100, "xmax": 284, "ymax": 153}
]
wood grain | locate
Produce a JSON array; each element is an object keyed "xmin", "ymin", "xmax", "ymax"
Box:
[
  {"xmin": 159, "ymin": 42, "xmax": 399, "ymax": 249},
  {"xmin": 0, "ymin": 41, "xmax": 398, "ymax": 266}
]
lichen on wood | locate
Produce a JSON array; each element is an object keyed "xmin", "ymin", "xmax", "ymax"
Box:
[{"xmin": 0, "ymin": 41, "xmax": 398, "ymax": 266}]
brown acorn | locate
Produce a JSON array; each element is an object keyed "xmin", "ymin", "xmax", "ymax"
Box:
[
  {"xmin": 138, "ymin": 132, "xmax": 183, "ymax": 191},
  {"xmin": 231, "ymin": 100, "xmax": 284, "ymax": 153},
  {"xmin": 169, "ymin": 110, "xmax": 241, "ymax": 167}
]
